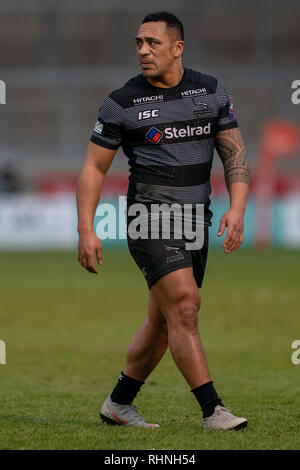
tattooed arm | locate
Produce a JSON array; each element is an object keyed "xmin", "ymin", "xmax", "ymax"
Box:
[{"xmin": 214, "ymin": 127, "xmax": 250, "ymax": 254}]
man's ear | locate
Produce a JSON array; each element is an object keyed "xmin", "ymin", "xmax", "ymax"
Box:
[{"xmin": 174, "ymin": 40, "xmax": 184, "ymax": 58}]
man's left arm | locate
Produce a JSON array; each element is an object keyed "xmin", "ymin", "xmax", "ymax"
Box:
[{"xmin": 214, "ymin": 127, "xmax": 250, "ymax": 254}]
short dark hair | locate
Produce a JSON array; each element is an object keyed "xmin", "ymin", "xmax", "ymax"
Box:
[{"xmin": 142, "ymin": 11, "xmax": 184, "ymax": 41}]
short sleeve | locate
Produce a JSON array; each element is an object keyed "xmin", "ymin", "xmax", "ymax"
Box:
[
  {"xmin": 90, "ymin": 95, "xmax": 123, "ymax": 150},
  {"xmin": 216, "ymin": 80, "xmax": 238, "ymax": 132}
]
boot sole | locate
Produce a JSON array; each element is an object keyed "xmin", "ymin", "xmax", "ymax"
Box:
[
  {"xmin": 233, "ymin": 420, "xmax": 248, "ymax": 431},
  {"xmin": 100, "ymin": 413, "xmax": 121, "ymax": 426}
]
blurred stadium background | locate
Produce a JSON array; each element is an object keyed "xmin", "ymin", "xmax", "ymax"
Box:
[{"xmin": 0, "ymin": 0, "xmax": 300, "ymax": 249}]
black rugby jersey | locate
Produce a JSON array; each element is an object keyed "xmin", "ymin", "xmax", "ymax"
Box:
[{"xmin": 90, "ymin": 67, "xmax": 238, "ymax": 225}]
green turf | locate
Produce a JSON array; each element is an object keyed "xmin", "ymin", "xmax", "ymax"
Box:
[{"xmin": 0, "ymin": 247, "xmax": 299, "ymax": 449}]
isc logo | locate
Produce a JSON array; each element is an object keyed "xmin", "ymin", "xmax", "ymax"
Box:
[{"xmin": 137, "ymin": 109, "xmax": 159, "ymax": 121}]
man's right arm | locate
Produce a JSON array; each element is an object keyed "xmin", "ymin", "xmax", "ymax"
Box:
[{"xmin": 76, "ymin": 141, "xmax": 117, "ymax": 274}]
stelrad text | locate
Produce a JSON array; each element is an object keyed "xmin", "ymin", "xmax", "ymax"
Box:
[{"xmin": 165, "ymin": 123, "xmax": 211, "ymax": 139}]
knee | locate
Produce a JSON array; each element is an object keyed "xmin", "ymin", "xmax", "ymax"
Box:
[
  {"xmin": 178, "ymin": 303, "xmax": 199, "ymax": 332},
  {"xmin": 168, "ymin": 290, "xmax": 201, "ymax": 332},
  {"xmin": 177, "ymin": 288, "xmax": 201, "ymax": 315}
]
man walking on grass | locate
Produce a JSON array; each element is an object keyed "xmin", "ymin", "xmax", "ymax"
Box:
[{"xmin": 76, "ymin": 11, "xmax": 250, "ymax": 430}]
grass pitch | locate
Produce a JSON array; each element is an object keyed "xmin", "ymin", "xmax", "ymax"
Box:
[{"xmin": 0, "ymin": 247, "xmax": 299, "ymax": 450}]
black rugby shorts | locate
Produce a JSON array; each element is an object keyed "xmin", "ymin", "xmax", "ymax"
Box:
[{"xmin": 127, "ymin": 212, "xmax": 209, "ymax": 290}]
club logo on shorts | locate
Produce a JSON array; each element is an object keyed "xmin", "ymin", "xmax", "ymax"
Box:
[
  {"xmin": 164, "ymin": 245, "xmax": 184, "ymax": 263},
  {"xmin": 146, "ymin": 127, "xmax": 163, "ymax": 144},
  {"xmin": 164, "ymin": 245, "xmax": 181, "ymax": 254}
]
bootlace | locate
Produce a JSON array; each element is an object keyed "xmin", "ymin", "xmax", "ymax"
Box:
[
  {"xmin": 215, "ymin": 405, "xmax": 231, "ymax": 416},
  {"xmin": 129, "ymin": 404, "xmax": 139, "ymax": 413}
]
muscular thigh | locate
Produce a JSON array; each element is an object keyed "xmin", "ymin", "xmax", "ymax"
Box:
[{"xmin": 150, "ymin": 267, "xmax": 201, "ymax": 322}]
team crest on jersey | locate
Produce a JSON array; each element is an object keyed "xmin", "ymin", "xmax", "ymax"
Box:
[
  {"xmin": 193, "ymin": 102, "xmax": 213, "ymax": 118},
  {"xmin": 146, "ymin": 127, "xmax": 163, "ymax": 144},
  {"xmin": 94, "ymin": 121, "xmax": 103, "ymax": 135}
]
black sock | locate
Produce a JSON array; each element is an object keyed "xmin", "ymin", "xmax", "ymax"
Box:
[
  {"xmin": 191, "ymin": 381, "xmax": 224, "ymax": 418},
  {"xmin": 110, "ymin": 371, "xmax": 145, "ymax": 405}
]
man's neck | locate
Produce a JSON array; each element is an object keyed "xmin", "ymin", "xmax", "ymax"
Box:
[{"xmin": 146, "ymin": 65, "xmax": 184, "ymax": 89}]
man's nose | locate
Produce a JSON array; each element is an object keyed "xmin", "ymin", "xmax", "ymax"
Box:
[{"xmin": 138, "ymin": 42, "xmax": 150, "ymax": 56}]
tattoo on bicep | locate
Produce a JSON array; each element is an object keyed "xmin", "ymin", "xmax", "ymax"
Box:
[{"xmin": 214, "ymin": 128, "xmax": 250, "ymax": 187}]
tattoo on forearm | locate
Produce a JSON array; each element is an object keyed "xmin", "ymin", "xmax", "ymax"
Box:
[{"xmin": 214, "ymin": 128, "xmax": 250, "ymax": 187}]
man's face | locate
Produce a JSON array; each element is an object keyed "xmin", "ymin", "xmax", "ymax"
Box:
[{"xmin": 136, "ymin": 21, "xmax": 182, "ymax": 78}]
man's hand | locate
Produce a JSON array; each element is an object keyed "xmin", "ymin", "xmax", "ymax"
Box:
[
  {"xmin": 217, "ymin": 208, "xmax": 244, "ymax": 254},
  {"xmin": 214, "ymin": 127, "xmax": 250, "ymax": 254},
  {"xmin": 77, "ymin": 231, "xmax": 103, "ymax": 274},
  {"xmin": 76, "ymin": 143, "xmax": 117, "ymax": 274}
]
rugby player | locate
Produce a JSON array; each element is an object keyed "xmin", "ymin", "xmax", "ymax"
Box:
[{"xmin": 76, "ymin": 11, "xmax": 250, "ymax": 430}]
